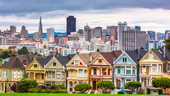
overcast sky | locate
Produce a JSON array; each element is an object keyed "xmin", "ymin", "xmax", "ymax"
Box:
[{"xmin": 0, "ymin": 0, "xmax": 170, "ymax": 33}]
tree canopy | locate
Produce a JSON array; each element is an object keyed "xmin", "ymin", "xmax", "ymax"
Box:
[
  {"xmin": 74, "ymin": 83, "xmax": 92, "ymax": 93},
  {"xmin": 124, "ymin": 81, "xmax": 141, "ymax": 94},
  {"xmin": 97, "ymin": 81, "xmax": 115, "ymax": 93},
  {"xmin": 18, "ymin": 46, "xmax": 28, "ymax": 54},
  {"xmin": 152, "ymin": 77, "xmax": 170, "ymax": 93},
  {"xmin": 164, "ymin": 37, "xmax": 170, "ymax": 51}
]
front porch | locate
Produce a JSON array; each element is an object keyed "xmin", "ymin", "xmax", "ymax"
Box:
[{"xmin": 27, "ymin": 72, "xmax": 45, "ymax": 85}]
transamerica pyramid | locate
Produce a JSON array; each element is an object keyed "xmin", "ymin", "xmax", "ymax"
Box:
[{"xmin": 38, "ymin": 16, "xmax": 43, "ymax": 40}]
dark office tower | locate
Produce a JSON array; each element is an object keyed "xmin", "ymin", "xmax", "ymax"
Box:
[
  {"xmin": 38, "ymin": 16, "xmax": 43, "ymax": 40},
  {"xmin": 67, "ymin": 16, "xmax": 76, "ymax": 35}
]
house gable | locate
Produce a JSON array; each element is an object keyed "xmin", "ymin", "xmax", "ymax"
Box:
[
  {"xmin": 114, "ymin": 52, "xmax": 136, "ymax": 64},
  {"xmin": 26, "ymin": 59, "xmax": 44, "ymax": 70},
  {"xmin": 90, "ymin": 53, "xmax": 110, "ymax": 66},
  {"xmin": 45, "ymin": 57, "xmax": 63, "ymax": 69},
  {"xmin": 66, "ymin": 55, "xmax": 86, "ymax": 67}
]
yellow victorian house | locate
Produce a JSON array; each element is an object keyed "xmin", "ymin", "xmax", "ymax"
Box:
[
  {"xmin": 66, "ymin": 53, "xmax": 98, "ymax": 92},
  {"xmin": 26, "ymin": 57, "xmax": 52, "ymax": 85},
  {"xmin": 139, "ymin": 47, "xmax": 170, "ymax": 94}
]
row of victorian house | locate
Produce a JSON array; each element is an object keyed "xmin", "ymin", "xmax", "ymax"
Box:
[{"xmin": 0, "ymin": 47, "xmax": 170, "ymax": 94}]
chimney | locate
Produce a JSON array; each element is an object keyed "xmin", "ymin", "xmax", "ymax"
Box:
[
  {"xmin": 35, "ymin": 52, "xmax": 38, "ymax": 57},
  {"xmin": 138, "ymin": 47, "xmax": 140, "ymax": 61},
  {"xmin": 23, "ymin": 60, "xmax": 27, "ymax": 67},
  {"xmin": 163, "ymin": 45, "xmax": 166, "ymax": 60}
]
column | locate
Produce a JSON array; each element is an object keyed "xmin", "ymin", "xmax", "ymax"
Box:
[
  {"xmin": 55, "ymin": 71, "xmax": 56, "ymax": 79},
  {"xmin": 131, "ymin": 66, "xmax": 132, "ymax": 75},
  {"xmin": 83, "ymin": 69, "xmax": 84, "ymax": 77},
  {"xmin": 125, "ymin": 66, "xmax": 126, "ymax": 74},
  {"xmin": 91, "ymin": 68, "xmax": 93, "ymax": 75},
  {"xmin": 46, "ymin": 71, "xmax": 47, "ymax": 79},
  {"xmin": 67, "ymin": 82, "xmax": 69, "ymax": 91},
  {"xmin": 34, "ymin": 72, "xmax": 35, "ymax": 80},
  {"xmin": 77, "ymin": 69, "xmax": 78, "ymax": 77}
]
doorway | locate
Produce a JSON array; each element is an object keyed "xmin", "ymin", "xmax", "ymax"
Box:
[
  {"xmin": 93, "ymin": 81, "xmax": 96, "ymax": 90},
  {"xmin": 116, "ymin": 78, "xmax": 121, "ymax": 89}
]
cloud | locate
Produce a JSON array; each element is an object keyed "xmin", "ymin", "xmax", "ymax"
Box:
[{"xmin": 0, "ymin": 0, "xmax": 170, "ymax": 16}]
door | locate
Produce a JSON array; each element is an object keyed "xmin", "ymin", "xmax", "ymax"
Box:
[
  {"xmin": 93, "ymin": 81, "xmax": 96, "ymax": 90},
  {"xmin": 5, "ymin": 84, "xmax": 7, "ymax": 93},
  {"xmin": 116, "ymin": 78, "xmax": 121, "ymax": 89}
]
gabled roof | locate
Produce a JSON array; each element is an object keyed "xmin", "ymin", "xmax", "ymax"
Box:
[
  {"xmin": 56, "ymin": 54, "xmax": 75, "ymax": 67},
  {"xmin": 151, "ymin": 48, "xmax": 170, "ymax": 62},
  {"xmin": 78, "ymin": 52, "xmax": 98, "ymax": 65},
  {"xmin": 36, "ymin": 56, "xmax": 53, "ymax": 68},
  {"xmin": 126, "ymin": 48, "xmax": 146, "ymax": 64},
  {"xmin": 100, "ymin": 50, "xmax": 122, "ymax": 64},
  {"xmin": 1, "ymin": 53, "xmax": 34, "ymax": 68}
]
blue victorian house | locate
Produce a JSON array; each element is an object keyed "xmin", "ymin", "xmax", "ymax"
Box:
[{"xmin": 113, "ymin": 48, "xmax": 146, "ymax": 94}]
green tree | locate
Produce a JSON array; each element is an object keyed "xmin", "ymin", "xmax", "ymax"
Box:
[
  {"xmin": 2, "ymin": 51, "xmax": 10, "ymax": 59},
  {"xmin": 18, "ymin": 46, "xmax": 28, "ymax": 54},
  {"xmin": 152, "ymin": 77, "xmax": 170, "ymax": 94},
  {"xmin": 164, "ymin": 37, "xmax": 170, "ymax": 51},
  {"xmin": 74, "ymin": 83, "xmax": 92, "ymax": 93},
  {"xmin": 17, "ymin": 78, "xmax": 38, "ymax": 93},
  {"xmin": 157, "ymin": 46, "xmax": 162, "ymax": 49},
  {"xmin": 97, "ymin": 81, "xmax": 115, "ymax": 93},
  {"xmin": 124, "ymin": 81, "xmax": 142, "ymax": 94},
  {"xmin": 97, "ymin": 49, "xmax": 100, "ymax": 52}
]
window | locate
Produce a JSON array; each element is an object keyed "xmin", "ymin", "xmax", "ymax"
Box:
[
  {"xmin": 94, "ymin": 68, "xmax": 96, "ymax": 75},
  {"xmin": 142, "ymin": 66, "xmax": 146, "ymax": 72},
  {"xmin": 14, "ymin": 71, "xmax": 16, "ymax": 78},
  {"xmin": 53, "ymin": 63, "xmax": 56, "ymax": 66},
  {"xmin": 75, "ymin": 60, "xmax": 79, "ymax": 64},
  {"xmin": 118, "ymin": 66, "xmax": 121, "ymax": 74},
  {"xmin": 99, "ymin": 59, "xmax": 102, "ymax": 63},
  {"xmin": 149, "ymin": 66, "xmax": 151, "ymax": 72},
  {"xmin": 42, "ymin": 74, "xmax": 44, "ymax": 79},
  {"xmin": 133, "ymin": 67, "xmax": 135, "ymax": 74},
  {"xmin": 102, "ymin": 68, "xmax": 106, "ymax": 75},
  {"xmin": 84, "ymin": 70, "xmax": 87, "ymax": 77},
  {"xmin": 17, "ymin": 71, "xmax": 20, "ymax": 78},
  {"xmin": 70, "ymin": 70, "xmax": 74, "ymax": 76},
  {"xmin": 64, "ymin": 50, "xmax": 67, "ymax": 56},
  {"xmin": 126, "ymin": 79, "xmax": 131, "ymax": 83},
  {"xmin": 126, "ymin": 66, "xmax": 131, "ymax": 74},
  {"xmin": 79, "ymin": 82, "xmax": 83, "ymax": 83},
  {"xmin": 79, "ymin": 69, "xmax": 83, "ymax": 77},
  {"xmin": 56, "ymin": 71, "xmax": 60, "ymax": 79},
  {"xmin": 168, "ymin": 64, "xmax": 170, "ymax": 70},
  {"xmin": 2, "ymin": 83, "xmax": 4, "ymax": 91},
  {"xmin": 108, "ymin": 68, "xmax": 110, "ymax": 75},
  {"xmin": 123, "ymin": 58, "xmax": 127, "ymax": 62},
  {"xmin": 49, "ymin": 72, "xmax": 52, "ymax": 78},
  {"xmin": 62, "ymin": 72, "xmax": 65, "ymax": 79},
  {"xmin": 34, "ymin": 64, "xmax": 37, "ymax": 68},
  {"xmin": 158, "ymin": 65, "xmax": 161, "ymax": 72},
  {"xmin": 152, "ymin": 66, "xmax": 157, "ymax": 72},
  {"xmin": 3, "ymin": 71, "xmax": 6, "ymax": 77}
]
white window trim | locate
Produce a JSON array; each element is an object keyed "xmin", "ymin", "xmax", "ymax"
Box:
[
  {"xmin": 14, "ymin": 71, "xmax": 16, "ymax": 78},
  {"xmin": 3, "ymin": 71, "xmax": 6, "ymax": 78},
  {"xmin": 78, "ymin": 69, "xmax": 83, "ymax": 77},
  {"xmin": 70, "ymin": 70, "xmax": 74, "ymax": 76},
  {"xmin": 56, "ymin": 71, "xmax": 60, "ymax": 79},
  {"xmin": 49, "ymin": 72, "xmax": 52, "ymax": 78},
  {"xmin": 17, "ymin": 71, "xmax": 20, "ymax": 78}
]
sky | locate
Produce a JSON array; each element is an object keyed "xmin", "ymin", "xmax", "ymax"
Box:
[{"xmin": 0, "ymin": 0, "xmax": 170, "ymax": 33}]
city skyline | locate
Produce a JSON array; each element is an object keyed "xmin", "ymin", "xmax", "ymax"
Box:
[{"xmin": 0, "ymin": 0, "xmax": 170, "ymax": 33}]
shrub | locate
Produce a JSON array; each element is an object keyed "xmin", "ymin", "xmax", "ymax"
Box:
[
  {"xmin": 17, "ymin": 78, "xmax": 38, "ymax": 93},
  {"xmin": 147, "ymin": 88, "xmax": 151, "ymax": 94},
  {"xmin": 51, "ymin": 90, "xmax": 57, "ymax": 93},
  {"xmin": 38, "ymin": 85, "xmax": 47, "ymax": 89},
  {"xmin": 58, "ymin": 89, "xmax": 67, "ymax": 93},
  {"xmin": 70, "ymin": 88, "xmax": 72, "ymax": 91},
  {"xmin": 57, "ymin": 84, "xmax": 66, "ymax": 89},
  {"xmin": 50, "ymin": 85, "xmax": 59, "ymax": 90},
  {"xmin": 41, "ymin": 89, "xmax": 46, "ymax": 93},
  {"xmin": 157, "ymin": 89, "xmax": 163, "ymax": 95},
  {"xmin": 118, "ymin": 91, "xmax": 124, "ymax": 94},
  {"xmin": 28, "ymin": 88, "xmax": 38, "ymax": 93},
  {"xmin": 11, "ymin": 83, "xmax": 17, "ymax": 92},
  {"xmin": 45, "ymin": 89, "xmax": 51, "ymax": 93},
  {"xmin": 97, "ymin": 81, "xmax": 115, "ymax": 93},
  {"xmin": 74, "ymin": 83, "xmax": 92, "ymax": 93},
  {"xmin": 124, "ymin": 81, "xmax": 141, "ymax": 94}
]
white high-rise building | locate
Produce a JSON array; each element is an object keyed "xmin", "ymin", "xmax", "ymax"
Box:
[
  {"xmin": 47, "ymin": 28, "xmax": 54, "ymax": 40},
  {"xmin": 0, "ymin": 36, "xmax": 7, "ymax": 45},
  {"xmin": 33, "ymin": 32, "xmax": 40, "ymax": 41},
  {"xmin": 118, "ymin": 22, "xmax": 127, "ymax": 46}
]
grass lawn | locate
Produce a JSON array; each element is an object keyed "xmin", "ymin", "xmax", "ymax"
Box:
[{"xmin": 0, "ymin": 93, "xmax": 166, "ymax": 96}]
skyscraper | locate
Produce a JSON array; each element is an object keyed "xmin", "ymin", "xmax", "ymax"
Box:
[
  {"xmin": 147, "ymin": 31, "xmax": 155, "ymax": 40},
  {"xmin": 10, "ymin": 25, "xmax": 16, "ymax": 34},
  {"xmin": 118, "ymin": 22, "xmax": 127, "ymax": 46},
  {"xmin": 47, "ymin": 28, "xmax": 54, "ymax": 40},
  {"xmin": 156, "ymin": 32, "xmax": 163, "ymax": 41},
  {"xmin": 38, "ymin": 16, "xmax": 43, "ymax": 40},
  {"xmin": 21, "ymin": 26, "xmax": 28, "ymax": 38},
  {"xmin": 67, "ymin": 16, "xmax": 76, "ymax": 35}
]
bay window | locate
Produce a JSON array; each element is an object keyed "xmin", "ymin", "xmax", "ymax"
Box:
[
  {"xmin": 14, "ymin": 71, "xmax": 16, "ymax": 78},
  {"xmin": 126, "ymin": 66, "xmax": 131, "ymax": 74},
  {"xmin": 79, "ymin": 69, "xmax": 83, "ymax": 77},
  {"xmin": 152, "ymin": 66, "xmax": 157, "ymax": 72},
  {"xmin": 17, "ymin": 71, "xmax": 20, "ymax": 78},
  {"xmin": 70, "ymin": 70, "xmax": 74, "ymax": 76},
  {"xmin": 56, "ymin": 71, "xmax": 60, "ymax": 79}
]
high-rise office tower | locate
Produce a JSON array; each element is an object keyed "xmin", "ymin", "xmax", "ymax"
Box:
[
  {"xmin": 156, "ymin": 32, "xmax": 163, "ymax": 41},
  {"xmin": 147, "ymin": 31, "xmax": 155, "ymax": 40},
  {"xmin": 33, "ymin": 32, "xmax": 40, "ymax": 41},
  {"xmin": 47, "ymin": 28, "xmax": 54, "ymax": 40},
  {"xmin": 121, "ymin": 29, "xmax": 146, "ymax": 51},
  {"xmin": 110, "ymin": 26, "xmax": 117, "ymax": 40},
  {"xmin": 67, "ymin": 16, "xmax": 76, "ymax": 35},
  {"xmin": 38, "ymin": 16, "xmax": 43, "ymax": 40},
  {"xmin": 21, "ymin": 26, "xmax": 28, "ymax": 38},
  {"xmin": 118, "ymin": 22, "xmax": 127, "ymax": 46},
  {"xmin": 10, "ymin": 25, "xmax": 16, "ymax": 34},
  {"xmin": 165, "ymin": 30, "xmax": 170, "ymax": 39}
]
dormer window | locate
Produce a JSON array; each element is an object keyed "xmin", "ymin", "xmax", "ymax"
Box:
[
  {"xmin": 123, "ymin": 58, "xmax": 127, "ymax": 62},
  {"xmin": 34, "ymin": 64, "xmax": 37, "ymax": 68},
  {"xmin": 99, "ymin": 59, "xmax": 102, "ymax": 63},
  {"xmin": 53, "ymin": 63, "xmax": 56, "ymax": 66}
]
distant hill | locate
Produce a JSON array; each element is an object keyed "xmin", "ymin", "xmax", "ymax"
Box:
[{"xmin": 28, "ymin": 32, "xmax": 67, "ymax": 38}]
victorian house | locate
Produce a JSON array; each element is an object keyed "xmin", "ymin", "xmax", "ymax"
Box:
[
  {"xmin": 0, "ymin": 53, "xmax": 33, "ymax": 93},
  {"xmin": 66, "ymin": 53, "xmax": 98, "ymax": 92},
  {"xmin": 89, "ymin": 51, "xmax": 122, "ymax": 91},
  {"xmin": 113, "ymin": 48, "xmax": 146, "ymax": 94},
  {"xmin": 139, "ymin": 47, "xmax": 170, "ymax": 94}
]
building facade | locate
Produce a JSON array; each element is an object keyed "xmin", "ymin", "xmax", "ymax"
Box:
[
  {"xmin": 118, "ymin": 22, "xmax": 127, "ymax": 46},
  {"xmin": 47, "ymin": 28, "xmax": 54, "ymax": 40},
  {"xmin": 67, "ymin": 16, "xmax": 76, "ymax": 35}
]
